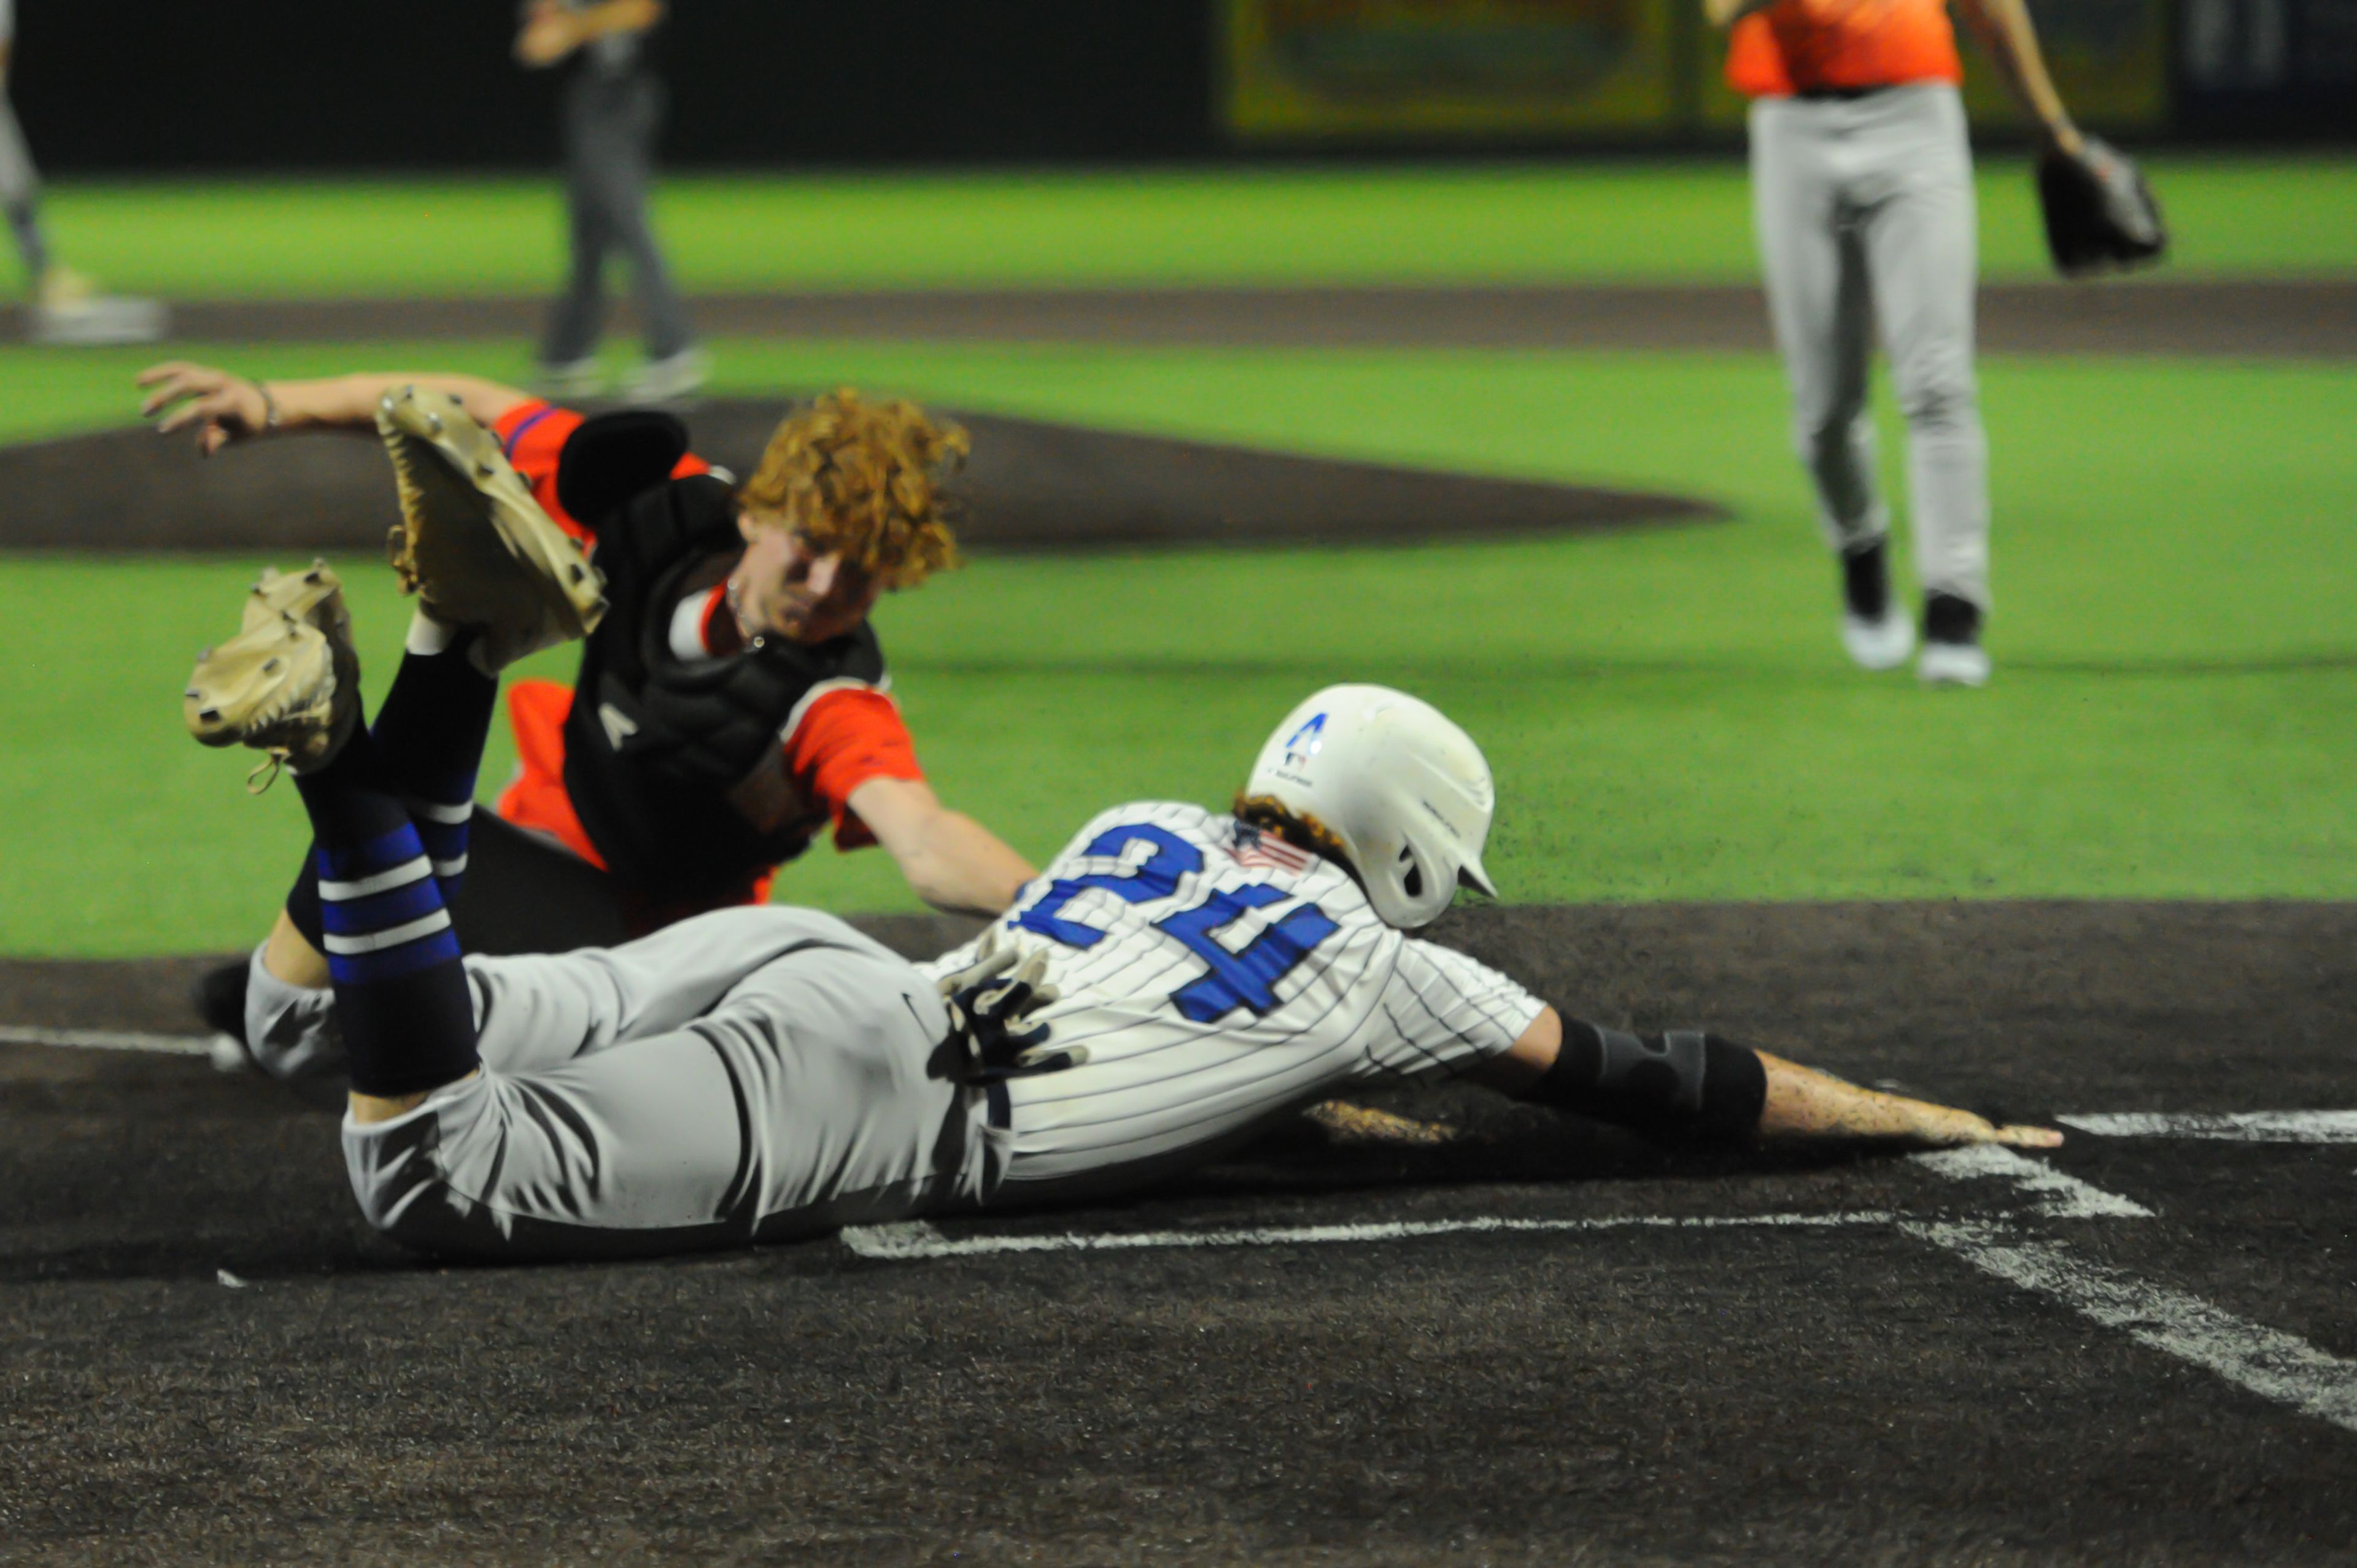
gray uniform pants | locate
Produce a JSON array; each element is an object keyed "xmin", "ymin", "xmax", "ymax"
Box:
[
  {"xmin": 0, "ymin": 95, "xmax": 50, "ymax": 283},
  {"xmin": 254, "ymin": 908, "xmax": 991, "ymax": 1261},
  {"xmin": 541, "ymin": 68, "xmax": 694, "ymax": 366},
  {"xmin": 1749, "ymin": 83, "xmax": 1990, "ymax": 609}
]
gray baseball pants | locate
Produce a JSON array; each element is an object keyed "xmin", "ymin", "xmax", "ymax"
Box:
[
  {"xmin": 1749, "ymin": 82, "xmax": 1990, "ymax": 610},
  {"xmin": 248, "ymin": 907, "xmax": 994, "ymax": 1261},
  {"xmin": 0, "ymin": 95, "xmax": 49, "ymax": 284},
  {"xmin": 541, "ymin": 68, "xmax": 694, "ymax": 366}
]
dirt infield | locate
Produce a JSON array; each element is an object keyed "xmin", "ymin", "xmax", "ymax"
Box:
[
  {"xmin": 7, "ymin": 280, "xmax": 2350, "ymax": 357},
  {"xmin": 5, "ymin": 901, "xmax": 2355, "ymax": 1563},
  {"xmin": 0, "ymin": 401, "xmax": 1719, "ymax": 554}
]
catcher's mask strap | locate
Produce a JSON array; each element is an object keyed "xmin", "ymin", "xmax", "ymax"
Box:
[{"xmin": 556, "ymin": 409, "xmax": 693, "ymax": 526}]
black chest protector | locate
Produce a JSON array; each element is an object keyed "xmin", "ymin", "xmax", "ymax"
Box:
[{"xmin": 560, "ymin": 473, "xmax": 888, "ymax": 903}]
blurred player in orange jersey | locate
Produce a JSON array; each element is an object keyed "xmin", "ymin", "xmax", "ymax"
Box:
[
  {"xmin": 140, "ymin": 361, "xmax": 1037, "ymax": 1073},
  {"xmin": 1709, "ymin": 0, "xmax": 2090, "ymax": 686}
]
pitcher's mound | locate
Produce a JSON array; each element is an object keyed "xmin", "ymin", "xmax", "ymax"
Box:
[{"xmin": 0, "ymin": 399, "xmax": 1720, "ymax": 553}]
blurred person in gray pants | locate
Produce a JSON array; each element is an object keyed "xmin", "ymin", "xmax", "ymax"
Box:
[
  {"xmin": 517, "ymin": 0, "xmax": 703, "ymax": 401},
  {"xmin": 0, "ymin": 0, "xmax": 163, "ymax": 342}
]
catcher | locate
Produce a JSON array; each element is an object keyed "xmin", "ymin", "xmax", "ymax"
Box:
[
  {"xmin": 140, "ymin": 363, "xmax": 1036, "ymax": 1059},
  {"xmin": 1708, "ymin": 0, "xmax": 2164, "ymax": 688}
]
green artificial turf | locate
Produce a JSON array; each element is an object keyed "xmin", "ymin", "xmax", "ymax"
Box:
[
  {"xmin": 20, "ymin": 156, "xmax": 2357, "ymax": 300},
  {"xmin": 2, "ymin": 340, "xmax": 2350, "ymax": 955}
]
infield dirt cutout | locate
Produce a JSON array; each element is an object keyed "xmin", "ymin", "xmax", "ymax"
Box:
[{"xmin": 0, "ymin": 399, "xmax": 1720, "ymax": 554}]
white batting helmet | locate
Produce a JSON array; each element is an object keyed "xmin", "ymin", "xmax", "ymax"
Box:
[{"xmin": 1243, "ymin": 684, "xmax": 1498, "ymax": 929}]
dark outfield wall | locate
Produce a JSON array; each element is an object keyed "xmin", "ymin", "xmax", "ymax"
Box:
[
  {"xmin": 9, "ymin": 1, "xmax": 1217, "ymax": 171},
  {"xmin": 9, "ymin": 0, "xmax": 2351, "ymax": 172}
]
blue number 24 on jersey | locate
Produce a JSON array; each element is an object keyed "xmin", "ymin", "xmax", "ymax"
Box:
[{"xmin": 1010, "ymin": 822, "xmax": 1341, "ymax": 1023}]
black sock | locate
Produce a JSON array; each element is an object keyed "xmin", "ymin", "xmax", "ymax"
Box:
[
  {"xmin": 1841, "ymin": 539, "xmax": 1891, "ymax": 621},
  {"xmin": 290, "ymin": 728, "xmax": 480, "ymax": 1098},
  {"xmin": 9, "ymin": 204, "xmax": 50, "ymax": 284},
  {"xmin": 365, "ymin": 631, "xmax": 498, "ymax": 906},
  {"xmin": 1923, "ymin": 591, "xmax": 1983, "ymax": 646}
]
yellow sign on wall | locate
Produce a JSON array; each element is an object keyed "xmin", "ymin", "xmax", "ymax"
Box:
[{"xmin": 1224, "ymin": 0, "xmax": 1682, "ymax": 139}]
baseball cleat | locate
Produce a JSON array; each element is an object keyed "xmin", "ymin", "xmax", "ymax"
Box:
[
  {"xmin": 1917, "ymin": 591, "xmax": 1991, "ymax": 687},
  {"xmin": 1918, "ymin": 641, "xmax": 1993, "ymax": 687},
  {"xmin": 1841, "ymin": 607, "xmax": 1916, "ymax": 671},
  {"xmin": 621, "ymin": 346, "xmax": 710, "ymax": 404},
  {"xmin": 377, "ymin": 386, "xmax": 607, "ymax": 671},
  {"xmin": 534, "ymin": 355, "xmax": 606, "ymax": 401},
  {"xmin": 184, "ymin": 562, "xmax": 360, "ymax": 783},
  {"xmin": 238, "ymin": 557, "xmax": 345, "ymax": 633},
  {"xmin": 1836, "ymin": 540, "xmax": 1913, "ymax": 671}
]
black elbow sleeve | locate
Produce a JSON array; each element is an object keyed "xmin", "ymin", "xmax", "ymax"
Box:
[{"xmin": 1523, "ymin": 1014, "xmax": 1768, "ymax": 1143}]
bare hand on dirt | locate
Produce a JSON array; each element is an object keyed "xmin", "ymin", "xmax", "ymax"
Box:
[
  {"xmin": 1754, "ymin": 1052, "xmax": 2064, "ymax": 1148},
  {"xmin": 136, "ymin": 362, "xmax": 269, "ymax": 457}
]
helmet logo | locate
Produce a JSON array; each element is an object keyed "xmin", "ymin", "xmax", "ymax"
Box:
[{"xmin": 1281, "ymin": 712, "xmax": 1328, "ymax": 770}]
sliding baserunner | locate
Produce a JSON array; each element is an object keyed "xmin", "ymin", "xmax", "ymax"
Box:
[{"xmin": 181, "ymin": 443, "xmax": 2055, "ymax": 1259}]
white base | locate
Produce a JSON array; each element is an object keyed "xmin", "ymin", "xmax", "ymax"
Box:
[{"xmin": 29, "ymin": 297, "xmax": 169, "ymax": 346}]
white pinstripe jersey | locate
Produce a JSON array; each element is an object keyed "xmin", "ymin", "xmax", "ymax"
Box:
[{"xmin": 927, "ymin": 801, "xmax": 1544, "ymax": 1192}]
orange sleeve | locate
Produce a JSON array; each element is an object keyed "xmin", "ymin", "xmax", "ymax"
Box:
[
  {"xmin": 493, "ymin": 399, "xmax": 716, "ymax": 547},
  {"xmin": 495, "ymin": 401, "xmax": 592, "ymax": 543},
  {"xmin": 783, "ymin": 688, "xmax": 926, "ymax": 851}
]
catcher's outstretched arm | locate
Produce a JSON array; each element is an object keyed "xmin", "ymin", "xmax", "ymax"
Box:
[
  {"xmin": 848, "ymin": 776, "xmax": 1039, "ymax": 919},
  {"xmin": 1472, "ymin": 1006, "xmax": 2061, "ymax": 1148},
  {"xmin": 1954, "ymin": 0, "xmax": 2083, "ymax": 155},
  {"xmin": 136, "ymin": 362, "xmax": 533, "ymax": 457}
]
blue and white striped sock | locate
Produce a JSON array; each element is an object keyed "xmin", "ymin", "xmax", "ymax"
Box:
[
  {"xmin": 315, "ymin": 825, "xmax": 462, "ymax": 987},
  {"xmin": 402, "ymin": 795, "xmax": 475, "ymax": 906},
  {"xmin": 292, "ymin": 728, "xmax": 479, "ymax": 1098}
]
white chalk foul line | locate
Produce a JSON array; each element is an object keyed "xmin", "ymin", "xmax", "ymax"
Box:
[
  {"xmin": 0, "ymin": 1025, "xmax": 215, "ymax": 1057},
  {"xmin": 861, "ymin": 1153, "xmax": 2357, "ymax": 1438},
  {"xmin": 2060, "ymin": 1111, "xmax": 2357, "ymax": 1144},
  {"xmin": 845, "ymin": 1146, "xmax": 2143, "ymax": 1264},
  {"xmin": 1904, "ymin": 1220, "xmax": 2357, "ymax": 1436},
  {"xmin": 1908, "ymin": 1143, "xmax": 2154, "ymax": 1218},
  {"xmin": 841, "ymin": 1209, "xmax": 1899, "ymax": 1261}
]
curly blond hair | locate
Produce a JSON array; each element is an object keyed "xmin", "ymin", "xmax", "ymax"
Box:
[{"xmin": 738, "ymin": 388, "xmax": 968, "ymax": 589}]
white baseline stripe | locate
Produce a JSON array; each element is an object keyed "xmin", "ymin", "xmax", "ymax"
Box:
[
  {"xmin": 1907, "ymin": 1221, "xmax": 2357, "ymax": 1436},
  {"xmin": 0, "ymin": 1025, "xmax": 214, "ymax": 1056},
  {"xmin": 2060, "ymin": 1111, "xmax": 2357, "ymax": 1144},
  {"xmin": 841, "ymin": 1209, "xmax": 1897, "ymax": 1261}
]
